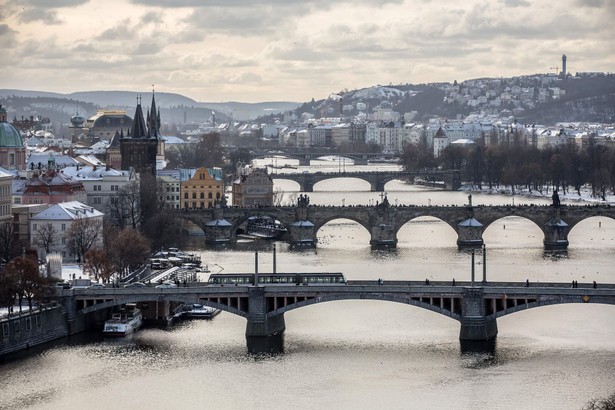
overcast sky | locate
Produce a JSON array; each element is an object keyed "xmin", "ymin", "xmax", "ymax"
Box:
[{"xmin": 1, "ymin": 0, "xmax": 613, "ymax": 103}]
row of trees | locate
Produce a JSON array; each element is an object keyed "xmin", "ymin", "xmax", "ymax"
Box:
[
  {"xmin": 0, "ymin": 256, "xmax": 52, "ymax": 313},
  {"xmin": 401, "ymin": 137, "xmax": 615, "ymax": 200}
]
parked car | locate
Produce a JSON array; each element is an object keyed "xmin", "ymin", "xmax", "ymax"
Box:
[
  {"xmin": 87, "ymin": 283, "xmax": 106, "ymax": 289},
  {"xmin": 124, "ymin": 282, "xmax": 146, "ymax": 288},
  {"xmin": 155, "ymin": 282, "xmax": 178, "ymax": 289},
  {"xmin": 56, "ymin": 282, "xmax": 71, "ymax": 289}
]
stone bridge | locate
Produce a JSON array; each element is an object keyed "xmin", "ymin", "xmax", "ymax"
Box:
[
  {"xmin": 62, "ymin": 280, "xmax": 615, "ymax": 353},
  {"xmin": 180, "ymin": 204, "xmax": 615, "ymax": 250},
  {"xmin": 250, "ymin": 150, "xmax": 398, "ymax": 166},
  {"xmin": 270, "ymin": 170, "xmax": 461, "ymax": 192}
]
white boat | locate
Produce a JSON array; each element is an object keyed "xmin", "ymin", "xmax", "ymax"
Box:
[
  {"xmin": 182, "ymin": 303, "xmax": 220, "ymax": 319},
  {"xmin": 102, "ymin": 303, "xmax": 143, "ymax": 336}
]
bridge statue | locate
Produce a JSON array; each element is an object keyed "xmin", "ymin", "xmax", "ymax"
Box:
[
  {"xmin": 297, "ymin": 194, "xmax": 310, "ymax": 207},
  {"xmin": 552, "ymin": 190, "xmax": 561, "ymax": 207}
]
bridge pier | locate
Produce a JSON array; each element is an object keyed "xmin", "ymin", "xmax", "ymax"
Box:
[
  {"xmin": 245, "ymin": 288, "xmax": 286, "ymax": 354},
  {"xmin": 459, "ymin": 287, "xmax": 497, "ymax": 352},
  {"xmin": 456, "ymin": 217, "xmax": 484, "ymax": 249},
  {"xmin": 543, "ymin": 215, "xmax": 569, "ymax": 251},
  {"xmin": 370, "ymin": 223, "xmax": 397, "ymax": 248},
  {"xmin": 203, "ymin": 208, "xmax": 233, "ymax": 244}
]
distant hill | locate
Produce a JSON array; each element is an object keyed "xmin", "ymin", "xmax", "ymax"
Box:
[
  {"xmin": 0, "ymin": 89, "xmax": 300, "ymax": 126},
  {"xmin": 293, "ymin": 74, "xmax": 615, "ymax": 124}
]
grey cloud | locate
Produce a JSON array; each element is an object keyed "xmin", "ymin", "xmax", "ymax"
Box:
[
  {"xmin": 22, "ymin": 0, "xmax": 90, "ymax": 8},
  {"xmin": 133, "ymin": 40, "xmax": 162, "ymax": 55},
  {"xmin": 183, "ymin": 9, "xmax": 281, "ymax": 36},
  {"xmin": 129, "ymin": 0, "xmax": 401, "ymax": 8},
  {"xmin": 140, "ymin": 11, "xmax": 163, "ymax": 25},
  {"xmin": 0, "ymin": 24, "xmax": 17, "ymax": 37},
  {"xmin": 18, "ymin": 8, "xmax": 62, "ymax": 24},
  {"xmin": 225, "ymin": 72, "xmax": 262, "ymax": 84},
  {"xmin": 96, "ymin": 19, "xmax": 134, "ymax": 41},
  {"xmin": 575, "ymin": 0, "xmax": 604, "ymax": 6},
  {"xmin": 500, "ymin": 0, "xmax": 530, "ymax": 6}
]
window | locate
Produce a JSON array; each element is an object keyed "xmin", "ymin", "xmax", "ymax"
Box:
[
  {"xmin": 208, "ymin": 192, "xmax": 213, "ymax": 199},
  {"xmin": 61, "ymin": 223, "xmax": 66, "ymax": 231},
  {"xmin": 25, "ymin": 317, "xmax": 31, "ymax": 330},
  {"xmin": 200, "ymin": 193, "xmax": 204, "ymax": 199},
  {"xmin": 9, "ymin": 153, "xmax": 14, "ymax": 165},
  {"xmin": 33, "ymin": 224, "xmax": 37, "ymax": 231},
  {"xmin": 93, "ymin": 197, "xmax": 102, "ymax": 204},
  {"xmin": 192, "ymin": 193, "xmax": 196, "ymax": 199},
  {"xmin": 62, "ymin": 238, "xmax": 66, "ymax": 244},
  {"xmin": 184, "ymin": 193, "xmax": 188, "ymax": 199}
]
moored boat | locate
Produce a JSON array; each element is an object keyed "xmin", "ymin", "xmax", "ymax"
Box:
[
  {"xmin": 102, "ymin": 303, "xmax": 143, "ymax": 336},
  {"xmin": 182, "ymin": 303, "xmax": 220, "ymax": 319}
]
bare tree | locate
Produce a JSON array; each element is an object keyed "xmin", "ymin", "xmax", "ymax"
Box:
[
  {"xmin": 5, "ymin": 256, "xmax": 50, "ymax": 311},
  {"xmin": 35, "ymin": 223, "xmax": 57, "ymax": 256},
  {"xmin": 67, "ymin": 218, "xmax": 103, "ymax": 263},
  {"xmin": 106, "ymin": 181, "xmax": 142, "ymax": 229},
  {"xmin": 83, "ymin": 248, "xmax": 114, "ymax": 283},
  {"xmin": 109, "ymin": 228, "xmax": 150, "ymax": 279},
  {"xmin": 0, "ymin": 222, "xmax": 18, "ymax": 263},
  {"xmin": 0, "ymin": 268, "xmax": 18, "ymax": 310}
]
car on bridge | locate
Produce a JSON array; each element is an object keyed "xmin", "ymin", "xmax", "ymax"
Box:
[
  {"xmin": 155, "ymin": 282, "xmax": 178, "ymax": 289},
  {"xmin": 124, "ymin": 282, "xmax": 146, "ymax": 288}
]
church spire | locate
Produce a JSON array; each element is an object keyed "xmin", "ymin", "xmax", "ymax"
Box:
[
  {"xmin": 147, "ymin": 87, "xmax": 160, "ymax": 139},
  {"xmin": 130, "ymin": 94, "xmax": 148, "ymax": 139}
]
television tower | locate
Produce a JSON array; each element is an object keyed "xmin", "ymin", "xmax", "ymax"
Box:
[{"xmin": 562, "ymin": 54, "xmax": 567, "ymax": 79}]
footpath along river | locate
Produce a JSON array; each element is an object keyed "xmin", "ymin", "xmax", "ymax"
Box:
[{"xmin": 0, "ymin": 161, "xmax": 614, "ymax": 409}]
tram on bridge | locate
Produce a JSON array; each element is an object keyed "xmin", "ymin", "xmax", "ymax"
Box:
[{"xmin": 207, "ymin": 272, "xmax": 347, "ymax": 285}]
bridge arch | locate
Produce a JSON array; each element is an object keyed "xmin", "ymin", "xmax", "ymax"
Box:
[
  {"xmin": 77, "ymin": 295, "xmax": 248, "ymax": 318},
  {"xmin": 314, "ymin": 216, "xmax": 372, "ymax": 241},
  {"xmin": 272, "ymin": 178, "xmax": 301, "ymax": 192},
  {"xmin": 494, "ymin": 297, "xmax": 615, "ymax": 319},
  {"xmin": 312, "ymin": 177, "xmax": 372, "ymax": 192},
  {"xmin": 482, "ymin": 215, "xmax": 545, "ymax": 248},
  {"xmin": 230, "ymin": 213, "xmax": 289, "ymax": 238},
  {"xmin": 395, "ymin": 216, "xmax": 458, "ymax": 247},
  {"xmin": 266, "ymin": 293, "xmax": 462, "ymax": 322},
  {"xmin": 567, "ymin": 216, "xmax": 615, "ymax": 248}
]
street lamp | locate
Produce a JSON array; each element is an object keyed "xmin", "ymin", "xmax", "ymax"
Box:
[{"xmin": 342, "ymin": 198, "xmax": 345, "ymax": 207}]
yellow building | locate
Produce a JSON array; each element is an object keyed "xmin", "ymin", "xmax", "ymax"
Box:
[{"xmin": 181, "ymin": 167, "xmax": 223, "ymax": 209}]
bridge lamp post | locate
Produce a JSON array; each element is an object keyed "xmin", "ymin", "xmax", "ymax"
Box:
[
  {"xmin": 428, "ymin": 198, "xmax": 431, "ymax": 206},
  {"xmin": 482, "ymin": 244, "xmax": 487, "ymax": 283},
  {"xmin": 471, "ymin": 249, "xmax": 476, "ymax": 287},
  {"xmin": 342, "ymin": 198, "xmax": 345, "ymax": 207}
]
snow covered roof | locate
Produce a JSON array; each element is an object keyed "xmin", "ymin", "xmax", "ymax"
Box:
[
  {"xmin": 61, "ymin": 165, "xmax": 129, "ymax": 179},
  {"xmin": 31, "ymin": 201, "xmax": 104, "ymax": 221},
  {"xmin": 161, "ymin": 136, "xmax": 186, "ymax": 144},
  {"xmin": 205, "ymin": 219, "xmax": 232, "ymax": 227},
  {"xmin": 451, "ymin": 139, "xmax": 475, "ymax": 145}
]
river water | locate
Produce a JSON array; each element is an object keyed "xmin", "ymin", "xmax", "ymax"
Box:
[{"xmin": 1, "ymin": 160, "xmax": 614, "ymax": 409}]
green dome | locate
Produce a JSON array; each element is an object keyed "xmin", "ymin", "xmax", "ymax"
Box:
[{"xmin": 0, "ymin": 122, "xmax": 24, "ymax": 148}]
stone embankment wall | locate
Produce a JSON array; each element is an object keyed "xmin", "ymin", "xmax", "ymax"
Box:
[{"xmin": 0, "ymin": 305, "xmax": 70, "ymax": 357}]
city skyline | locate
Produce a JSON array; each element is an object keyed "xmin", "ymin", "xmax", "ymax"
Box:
[{"xmin": 1, "ymin": 0, "xmax": 613, "ymax": 103}]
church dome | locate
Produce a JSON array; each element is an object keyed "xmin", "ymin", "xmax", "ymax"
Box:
[
  {"xmin": 71, "ymin": 113, "xmax": 85, "ymax": 127},
  {"xmin": 0, "ymin": 122, "xmax": 24, "ymax": 148}
]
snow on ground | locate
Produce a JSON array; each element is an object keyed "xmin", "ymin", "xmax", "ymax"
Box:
[{"xmin": 460, "ymin": 184, "xmax": 615, "ymax": 205}]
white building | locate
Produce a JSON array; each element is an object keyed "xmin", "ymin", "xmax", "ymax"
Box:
[
  {"xmin": 30, "ymin": 201, "xmax": 104, "ymax": 261},
  {"xmin": 61, "ymin": 166, "xmax": 138, "ymax": 213}
]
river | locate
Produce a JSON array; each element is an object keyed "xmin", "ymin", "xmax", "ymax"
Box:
[{"xmin": 1, "ymin": 159, "xmax": 614, "ymax": 409}]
